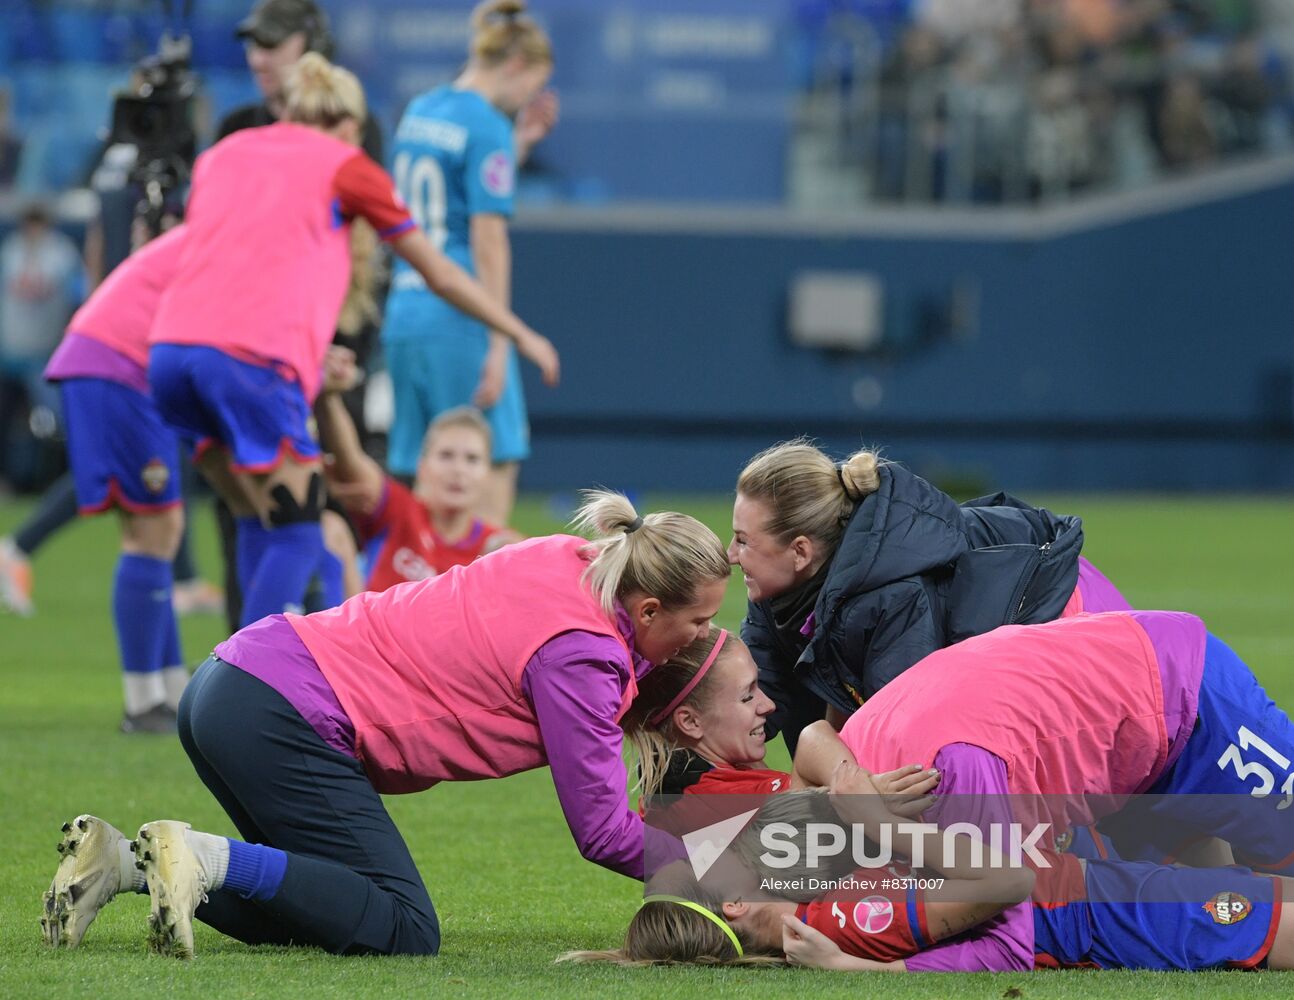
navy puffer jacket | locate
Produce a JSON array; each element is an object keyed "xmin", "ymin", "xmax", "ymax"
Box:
[{"xmin": 742, "ymin": 463, "xmax": 1083, "ymax": 753}]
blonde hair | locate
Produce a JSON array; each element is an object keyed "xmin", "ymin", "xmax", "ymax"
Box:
[
  {"xmin": 736, "ymin": 438, "xmax": 884, "ymax": 553},
  {"xmin": 471, "ymin": 0, "xmax": 553, "ymax": 66},
  {"xmin": 284, "ymin": 55, "xmax": 373, "ymax": 338},
  {"xmin": 569, "ymin": 491, "xmax": 730, "ymax": 618},
  {"xmin": 560, "ymin": 792, "xmax": 851, "ymax": 966},
  {"xmin": 557, "ymin": 892, "xmax": 779, "ymax": 967},
  {"xmin": 621, "ymin": 627, "xmax": 738, "ymax": 797},
  {"xmin": 284, "ymin": 52, "xmax": 366, "ymax": 129},
  {"xmin": 336, "ymin": 219, "xmax": 380, "ymax": 336},
  {"xmin": 420, "ymin": 406, "xmax": 492, "ymax": 458}
]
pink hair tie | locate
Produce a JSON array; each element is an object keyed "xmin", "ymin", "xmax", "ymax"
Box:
[{"xmin": 649, "ymin": 629, "xmax": 728, "ymax": 726}]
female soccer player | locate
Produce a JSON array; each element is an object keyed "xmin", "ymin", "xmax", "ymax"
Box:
[
  {"xmin": 623, "ymin": 626, "xmax": 783, "ymax": 802},
  {"xmin": 314, "ymin": 349, "xmax": 518, "ymax": 591},
  {"xmin": 41, "ymin": 226, "xmax": 191, "ymax": 733},
  {"xmin": 40, "ymin": 492, "xmax": 730, "ymax": 957},
  {"xmin": 589, "ymin": 609, "xmax": 1294, "ymax": 970},
  {"xmin": 729, "ymin": 439, "xmax": 1131, "ymax": 750},
  {"xmin": 593, "ymin": 802, "xmax": 1294, "ymax": 973},
  {"xmin": 148, "ymin": 53, "xmax": 558, "ymax": 628},
  {"xmin": 382, "ymin": 0, "xmax": 557, "ymax": 525}
]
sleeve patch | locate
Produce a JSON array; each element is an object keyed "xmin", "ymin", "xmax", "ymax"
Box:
[{"xmin": 480, "ymin": 150, "xmax": 515, "ymax": 198}]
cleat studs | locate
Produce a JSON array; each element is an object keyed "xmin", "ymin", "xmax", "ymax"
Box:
[
  {"xmin": 77, "ymin": 819, "xmax": 88, "ymax": 831},
  {"xmin": 129, "ymin": 840, "xmax": 138, "ymax": 852},
  {"xmin": 56, "ymin": 843, "xmax": 65, "ymax": 853},
  {"xmin": 61, "ymin": 822, "xmax": 71, "ymax": 833},
  {"xmin": 142, "ymin": 851, "xmax": 152, "ymax": 862},
  {"xmin": 135, "ymin": 861, "xmax": 145, "ymax": 871}
]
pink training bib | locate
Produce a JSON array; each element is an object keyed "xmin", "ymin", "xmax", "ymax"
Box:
[{"xmin": 288, "ymin": 535, "xmax": 634, "ymax": 792}]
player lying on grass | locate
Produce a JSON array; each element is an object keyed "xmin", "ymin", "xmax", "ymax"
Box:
[
  {"xmin": 597, "ymin": 609, "xmax": 1294, "ymax": 969},
  {"xmin": 728, "ymin": 440, "xmax": 1130, "ymax": 752},
  {"xmin": 314, "ymin": 345, "xmax": 520, "ymax": 592},
  {"xmin": 39, "ymin": 492, "xmax": 729, "ymax": 958},
  {"xmin": 565, "ymin": 769, "xmax": 1294, "ymax": 973}
]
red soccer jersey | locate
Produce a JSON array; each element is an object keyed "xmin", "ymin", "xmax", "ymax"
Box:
[
  {"xmin": 354, "ymin": 477, "xmax": 502, "ymax": 592},
  {"xmin": 687, "ymin": 767, "xmax": 790, "ymax": 796},
  {"xmin": 794, "ymin": 862, "xmax": 931, "ymax": 964}
]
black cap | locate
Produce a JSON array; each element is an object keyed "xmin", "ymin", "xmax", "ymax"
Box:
[{"xmin": 236, "ymin": 0, "xmax": 325, "ymax": 48}]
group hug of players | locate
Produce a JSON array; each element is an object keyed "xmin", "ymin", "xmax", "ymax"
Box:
[{"xmin": 33, "ymin": 0, "xmax": 1294, "ymax": 978}]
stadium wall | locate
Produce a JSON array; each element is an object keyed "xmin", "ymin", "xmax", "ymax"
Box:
[{"xmin": 510, "ymin": 161, "xmax": 1294, "ymax": 494}]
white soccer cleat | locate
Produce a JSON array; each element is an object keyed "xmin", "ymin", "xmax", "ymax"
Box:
[
  {"xmin": 40, "ymin": 815, "xmax": 127, "ymax": 948},
  {"xmin": 135, "ymin": 821, "xmax": 208, "ymax": 959}
]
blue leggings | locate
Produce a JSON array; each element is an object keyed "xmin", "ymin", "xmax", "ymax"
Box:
[{"xmin": 178, "ymin": 657, "xmax": 440, "ymax": 955}]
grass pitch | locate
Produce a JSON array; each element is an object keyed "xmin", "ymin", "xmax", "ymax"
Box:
[{"xmin": 1, "ymin": 491, "xmax": 1293, "ymax": 999}]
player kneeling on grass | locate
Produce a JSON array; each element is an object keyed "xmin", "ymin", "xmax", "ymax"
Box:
[
  {"xmin": 40, "ymin": 491, "xmax": 729, "ymax": 957},
  {"xmin": 315, "ymin": 346, "xmax": 519, "ymax": 592}
]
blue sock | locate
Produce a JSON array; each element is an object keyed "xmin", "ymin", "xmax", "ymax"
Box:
[
  {"xmin": 234, "ymin": 516, "xmax": 270, "ymax": 601},
  {"xmin": 240, "ymin": 521, "xmax": 325, "ymax": 626},
  {"xmin": 113, "ymin": 554, "xmax": 171, "ymax": 676},
  {"xmin": 225, "ymin": 839, "xmax": 288, "ymax": 901},
  {"xmin": 161, "ymin": 597, "xmax": 182, "ymax": 667}
]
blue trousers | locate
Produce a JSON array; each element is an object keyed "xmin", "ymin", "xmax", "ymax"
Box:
[{"xmin": 178, "ymin": 657, "xmax": 440, "ymax": 955}]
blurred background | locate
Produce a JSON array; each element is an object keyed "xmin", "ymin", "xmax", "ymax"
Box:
[{"xmin": 1, "ymin": 0, "xmax": 1292, "ymax": 497}]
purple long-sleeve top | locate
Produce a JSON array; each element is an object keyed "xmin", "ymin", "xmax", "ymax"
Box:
[
  {"xmin": 216, "ymin": 607, "xmax": 680, "ymax": 881},
  {"xmin": 902, "ymin": 743, "xmax": 1035, "ymax": 972}
]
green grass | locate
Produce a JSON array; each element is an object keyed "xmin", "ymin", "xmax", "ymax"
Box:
[{"xmin": 1, "ymin": 492, "xmax": 1293, "ymax": 998}]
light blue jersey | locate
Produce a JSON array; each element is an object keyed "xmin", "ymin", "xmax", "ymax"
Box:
[
  {"xmin": 381, "ymin": 85, "xmax": 529, "ymax": 472},
  {"xmin": 384, "ymin": 85, "xmax": 516, "ymax": 334}
]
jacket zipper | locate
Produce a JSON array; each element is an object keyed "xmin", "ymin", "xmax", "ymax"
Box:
[{"xmin": 1009, "ymin": 542, "xmax": 1052, "ymax": 624}]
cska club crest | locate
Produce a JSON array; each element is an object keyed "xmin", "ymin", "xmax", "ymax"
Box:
[
  {"xmin": 141, "ymin": 458, "xmax": 170, "ymax": 495},
  {"xmin": 1204, "ymin": 891, "xmax": 1251, "ymax": 925}
]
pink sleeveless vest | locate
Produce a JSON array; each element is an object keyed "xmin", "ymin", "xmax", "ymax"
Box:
[
  {"xmin": 287, "ymin": 535, "xmax": 634, "ymax": 793},
  {"xmin": 67, "ymin": 225, "xmax": 186, "ymax": 367},
  {"xmin": 150, "ymin": 122, "xmax": 356, "ymax": 401},
  {"xmin": 840, "ymin": 613, "xmax": 1174, "ymax": 830}
]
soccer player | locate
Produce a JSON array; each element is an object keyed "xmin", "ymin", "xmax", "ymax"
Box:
[
  {"xmin": 729, "ymin": 439, "xmax": 1131, "ymax": 751},
  {"xmin": 147, "ymin": 53, "xmax": 557, "ymax": 628},
  {"xmin": 40, "ymin": 493, "xmax": 730, "ymax": 957},
  {"xmin": 314, "ymin": 349, "xmax": 518, "ymax": 592},
  {"xmin": 41, "ymin": 226, "xmax": 190, "ymax": 733},
  {"xmin": 622, "ymin": 626, "xmax": 785, "ymax": 803},
  {"xmin": 604, "ymin": 610, "xmax": 1294, "ymax": 969},
  {"xmin": 601, "ymin": 847, "xmax": 1294, "ymax": 972},
  {"xmin": 382, "ymin": 0, "xmax": 558, "ymax": 525}
]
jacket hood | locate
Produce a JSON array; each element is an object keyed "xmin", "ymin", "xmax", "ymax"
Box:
[{"xmin": 817, "ymin": 463, "xmax": 967, "ymax": 613}]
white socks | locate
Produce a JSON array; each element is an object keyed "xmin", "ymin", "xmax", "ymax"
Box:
[
  {"xmin": 161, "ymin": 666, "xmax": 189, "ymax": 711},
  {"xmin": 182, "ymin": 829, "xmax": 229, "ymax": 891},
  {"xmin": 116, "ymin": 839, "xmax": 146, "ymax": 893},
  {"xmin": 122, "ymin": 672, "xmax": 167, "ymax": 716}
]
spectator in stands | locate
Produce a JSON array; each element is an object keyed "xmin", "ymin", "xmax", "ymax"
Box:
[{"xmin": 0, "ymin": 203, "xmax": 82, "ymax": 494}]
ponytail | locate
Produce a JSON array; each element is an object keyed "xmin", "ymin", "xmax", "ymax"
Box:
[
  {"xmin": 284, "ymin": 52, "xmax": 366, "ymax": 130},
  {"xmin": 570, "ymin": 490, "xmax": 729, "ymax": 618},
  {"xmin": 735, "ymin": 438, "xmax": 884, "ymax": 552},
  {"xmin": 470, "ymin": 0, "xmax": 553, "ymax": 66}
]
